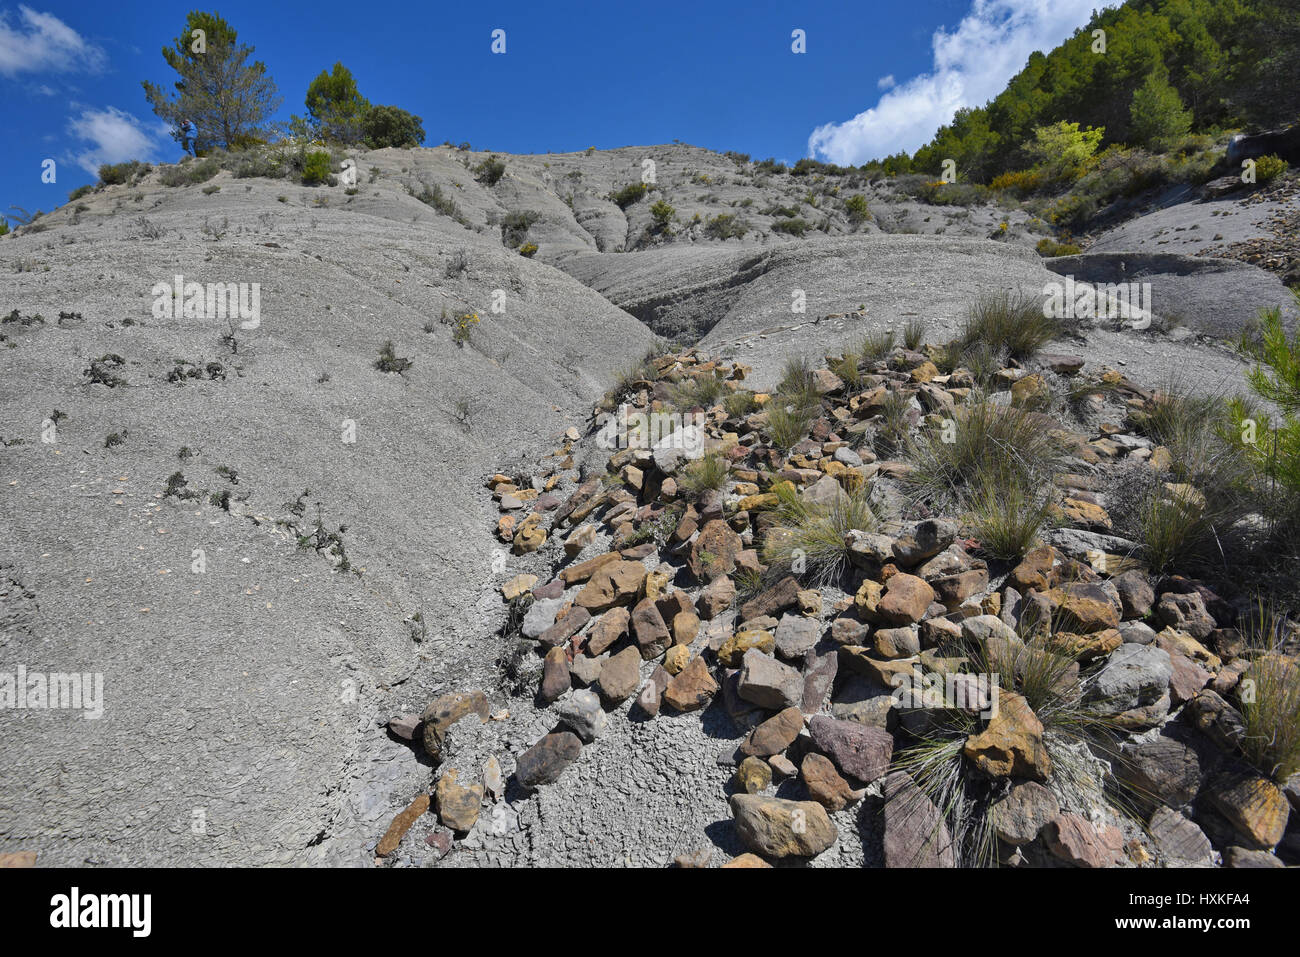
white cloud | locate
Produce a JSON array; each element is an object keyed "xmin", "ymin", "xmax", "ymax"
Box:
[
  {"xmin": 67, "ymin": 106, "xmax": 166, "ymax": 174},
  {"xmin": 877, "ymin": 75, "xmax": 896, "ymax": 91},
  {"xmin": 809, "ymin": 0, "xmax": 1106, "ymax": 164},
  {"xmin": 0, "ymin": 5, "xmax": 105, "ymax": 77}
]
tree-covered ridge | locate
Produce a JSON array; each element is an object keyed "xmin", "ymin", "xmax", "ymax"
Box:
[{"xmin": 906, "ymin": 0, "xmax": 1299, "ymax": 183}]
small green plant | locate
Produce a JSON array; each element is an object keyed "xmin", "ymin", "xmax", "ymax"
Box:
[
  {"xmin": 906, "ymin": 397, "xmax": 1065, "ymax": 507},
  {"xmin": 831, "ymin": 352, "xmax": 863, "ymax": 391},
  {"xmin": 844, "ymin": 193, "xmax": 870, "ymax": 224},
  {"xmin": 301, "ymin": 150, "xmax": 333, "ymax": 186},
  {"xmin": 1252, "ymin": 154, "xmax": 1289, "ymax": 184},
  {"xmin": 766, "ymin": 400, "xmax": 817, "ymax": 450},
  {"xmin": 903, "ymin": 318, "xmax": 927, "ymax": 351},
  {"xmin": 375, "ymin": 340, "xmax": 413, "ymax": 374},
  {"xmin": 859, "ymin": 327, "xmax": 897, "ymax": 363},
  {"xmin": 500, "ymin": 209, "xmax": 540, "ymax": 248},
  {"xmin": 159, "ymin": 158, "xmax": 219, "ymax": 187},
  {"xmin": 954, "ymin": 290, "xmax": 1062, "ymax": 362},
  {"xmin": 678, "ymin": 451, "xmax": 730, "ymax": 497},
  {"xmin": 1236, "ymin": 603, "xmax": 1300, "ymax": 781},
  {"xmin": 1036, "ymin": 237, "xmax": 1082, "ymax": 257},
  {"xmin": 98, "ymin": 161, "xmax": 148, "ymax": 186},
  {"xmin": 723, "ymin": 390, "xmax": 757, "ymax": 418},
  {"xmin": 451, "ymin": 312, "xmax": 479, "ymax": 348},
  {"xmin": 84, "ymin": 353, "xmax": 126, "ymax": 388},
  {"xmin": 872, "ymin": 389, "xmax": 915, "ymax": 456},
  {"xmin": 164, "ymin": 471, "xmax": 197, "ymax": 500},
  {"xmin": 475, "ymin": 156, "xmax": 506, "ymax": 185},
  {"xmin": 703, "ymin": 213, "xmax": 747, "ymax": 239},
  {"xmin": 964, "ymin": 470, "xmax": 1054, "ymax": 558},
  {"xmin": 650, "ymin": 200, "xmax": 675, "ymax": 230},
  {"xmin": 518, "ymin": 242, "xmax": 538, "ymax": 258},
  {"xmin": 610, "ymin": 182, "xmax": 649, "ymax": 208},
  {"xmin": 771, "ymin": 217, "xmax": 811, "ymax": 236},
  {"xmin": 667, "ymin": 374, "xmax": 727, "ymax": 411},
  {"xmin": 761, "ymin": 482, "xmax": 878, "ymax": 586}
]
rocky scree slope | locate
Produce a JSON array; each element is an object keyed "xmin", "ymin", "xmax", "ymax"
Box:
[{"xmin": 379, "ymin": 344, "xmax": 1299, "ymax": 868}]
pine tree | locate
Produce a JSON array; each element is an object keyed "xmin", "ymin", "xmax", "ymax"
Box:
[
  {"xmin": 142, "ymin": 11, "xmax": 281, "ymax": 152},
  {"xmin": 1129, "ymin": 71, "xmax": 1193, "ymax": 146},
  {"xmin": 305, "ymin": 62, "xmax": 370, "ymax": 145}
]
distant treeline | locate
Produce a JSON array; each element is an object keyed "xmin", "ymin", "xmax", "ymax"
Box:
[{"xmin": 882, "ymin": 0, "xmax": 1300, "ymax": 183}]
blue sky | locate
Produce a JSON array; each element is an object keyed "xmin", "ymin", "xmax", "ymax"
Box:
[{"xmin": 1, "ymin": 0, "xmax": 1104, "ymax": 222}]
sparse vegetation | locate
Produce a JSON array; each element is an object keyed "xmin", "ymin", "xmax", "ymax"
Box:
[
  {"xmin": 761, "ymin": 482, "xmax": 878, "ymax": 586},
  {"xmin": 475, "ymin": 157, "xmax": 506, "ymax": 186},
  {"xmin": 375, "ymin": 340, "xmax": 413, "ymax": 374},
  {"xmin": 84, "ymin": 353, "xmax": 127, "ymax": 388},
  {"xmin": 609, "ymin": 182, "xmax": 649, "ymax": 209},
  {"xmin": 954, "ymin": 290, "xmax": 1062, "ymax": 362},
  {"xmin": 703, "ymin": 213, "xmax": 747, "ymax": 240}
]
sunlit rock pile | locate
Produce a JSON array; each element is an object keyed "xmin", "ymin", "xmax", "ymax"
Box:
[{"xmin": 390, "ymin": 345, "xmax": 1298, "ymax": 867}]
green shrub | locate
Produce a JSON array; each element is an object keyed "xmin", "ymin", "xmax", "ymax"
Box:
[
  {"xmin": 1230, "ymin": 298, "xmax": 1300, "ymax": 522},
  {"xmin": 375, "ymin": 340, "xmax": 413, "ymax": 374},
  {"xmin": 844, "ymin": 193, "xmax": 870, "ymax": 223},
  {"xmin": 98, "ymin": 160, "xmax": 148, "ymax": 185},
  {"xmin": 859, "ymin": 327, "xmax": 896, "ymax": 363},
  {"xmin": 771, "ymin": 217, "xmax": 810, "ymax": 236},
  {"xmin": 610, "ymin": 182, "xmax": 648, "ymax": 208},
  {"xmin": 1128, "ymin": 72, "xmax": 1192, "ymax": 146},
  {"xmin": 1036, "ymin": 237, "xmax": 1082, "ymax": 257},
  {"xmin": 326, "ymin": 89, "xmax": 425, "ymax": 148},
  {"xmin": 955, "ymin": 290, "xmax": 1061, "ymax": 362},
  {"xmin": 776, "ymin": 356, "xmax": 820, "ymax": 408},
  {"xmin": 1254, "ymin": 154, "xmax": 1289, "ymax": 184},
  {"xmin": 761, "ymin": 482, "xmax": 878, "ymax": 586},
  {"xmin": 650, "ymin": 200, "xmax": 675, "ymax": 228},
  {"xmin": 906, "ymin": 397, "xmax": 1065, "ymax": 505},
  {"xmin": 903, "ymin": 318, "xmax": 927, "ymax": 351},
  {"xmin": 872, "ymin": 389, "xmax": 915, "ymax": 456},
  {"xmin": 1027, "ymin": 121, "xmax": 1104, "ymax": 183},
  {"xmin": 831, "ymin": 353, "xmax": 863, "ymax": 391},
  {"xmin": 1110, "ymin": 376, "xmax": 1251, "ymax": 573},
  {"xmin": 232, "ymin": 150, "xmax": 283, "ymax": 179},
  {"xmin": 1046, "ymin": 192, "xmax": 1098, "ymax": 230},
  {"xmin": 1237, "ymin": 603, "xmax": 1300, "ymax": 781},
  {"xmin": 667, "ymin": 374, "xmax": 726, "ymax": 411},
  {"xmin": 475, "ymin": 157, "xmax": 506, "ymax": 186},
  {"xmin": 964, "ymin": 470, "xmax": 1053, "ymax": 558},
  {"xmin": 723, "ymin": 390, "xmax": 757, "ymax": 419},
  {"xmin": 413, "ymin": 183, "xmax": 464, "ymax": 221},
  {"xmin": 518, "ymin": 242, "xmax": 538, "ymax": 258},
  {"xmin": 703, "ymin": 213, "xmax": 747, "ymax": 239},
  {"xmin": 766, "ymin": 400, "xmax": 816, "ymax": 451},
  {"xmin": 678, "ymin": 451, "xmax": 730, "ymax": 497},
  {"xmin": 159, "ymin": 157, "xmax": 219, "ymax": 187},
  {"xmin": 301, "ymin": 150, "xmax": 333, "ymax": 185},
  {"xmin": 500, "ymin": 210, "xmax": 540, "ymax": 248}
]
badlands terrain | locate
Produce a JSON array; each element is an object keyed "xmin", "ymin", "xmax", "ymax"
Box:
[{"xmin": 0, "ymin": 142, "xmax": 1296, "ymax": 867}]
